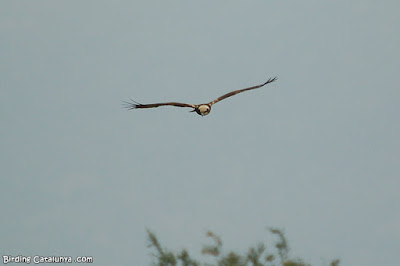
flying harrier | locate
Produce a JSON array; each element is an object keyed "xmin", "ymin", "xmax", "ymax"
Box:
[{"xmin": 123, "ymin": 77, "xmax": 277, "ymax": 116}]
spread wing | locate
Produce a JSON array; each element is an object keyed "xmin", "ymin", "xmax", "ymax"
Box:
[
  {"xmin": 208, "ymin": 77, "xmax": 277, "ymax": 105},
  {"xmin": 123, "ymin": 99, "xmax": 195, "ymax": 110}
]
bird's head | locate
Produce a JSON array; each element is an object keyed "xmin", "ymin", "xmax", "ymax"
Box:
[
  {"xmin": 191, "ymin": 104, "xmax": 211, "ymax": 116},
  {"xmin": 198, "ymin": 104, "xmax": 211, "ymax": 116}
]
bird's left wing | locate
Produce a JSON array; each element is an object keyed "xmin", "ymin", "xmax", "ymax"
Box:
[
  {"xmin": 123, "ymin": 100, "xmax": 196, "ymax": 110},
  {"xmin": 208, "ymin": 77, "xmax": 277, "ymax": 105}
]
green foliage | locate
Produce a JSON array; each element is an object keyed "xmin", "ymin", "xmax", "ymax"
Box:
[
  {"xmin": 177, "ymin": 250, "xmax": 199, "ymax": 266},
  {"xmin": 269, "ymin": 228, "xmax": 289, "ymax": 264},
  {"xmin": 201, "ymin": 231, "xmax": 222, "ymax": 257},
  {"xmin": 146, "ymin": 228, "xmax": 339, "ymax": 266},
  {"xmin": 330, "ymin": 259, "xmax": 340, "ymax": 266},
  {"xmin": 146, "ymin": 229, "xmax": 178, "ymax": 266}
]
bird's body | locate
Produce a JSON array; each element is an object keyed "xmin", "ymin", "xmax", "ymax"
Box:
[{"xmin": 123, "ymin": 77, "xmax": 277, "ymax": 116}]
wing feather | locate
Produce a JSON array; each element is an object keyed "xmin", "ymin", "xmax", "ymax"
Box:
[
  {"xmin": 209, "ymin": 77, "xmax": 277, "ymax": 105},
  {"xmin": 122, "ymin": 100, "xmax": 195, "ymax": 110}
]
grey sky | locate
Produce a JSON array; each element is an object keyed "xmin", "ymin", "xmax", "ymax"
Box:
[{"xmin": 1, "ymin": 1, "xmax": 399, "ymax": 265}]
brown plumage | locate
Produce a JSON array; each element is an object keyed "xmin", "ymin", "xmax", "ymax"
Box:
[{"xmin": 123, "ymin": 77, "xmax": 277, "ymax": 116}]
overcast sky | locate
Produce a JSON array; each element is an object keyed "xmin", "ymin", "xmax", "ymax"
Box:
[{"xmin": 1, "ymin": 1, "xmax": 399, "ymax": 265}]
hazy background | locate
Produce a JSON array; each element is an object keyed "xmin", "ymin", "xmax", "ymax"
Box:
[{"xmin": 1, "ymin": 1, "xmax": 399, "ymax": 265}]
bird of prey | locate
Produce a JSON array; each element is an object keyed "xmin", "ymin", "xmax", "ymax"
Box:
[{"xmin": 123, "ymin": 77, "xmax": 277, "ymax": 116}]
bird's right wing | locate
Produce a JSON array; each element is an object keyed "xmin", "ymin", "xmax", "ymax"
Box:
[{"xmin": 208, "ymin": 77, "xmax": 277, "ymax": 105}]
